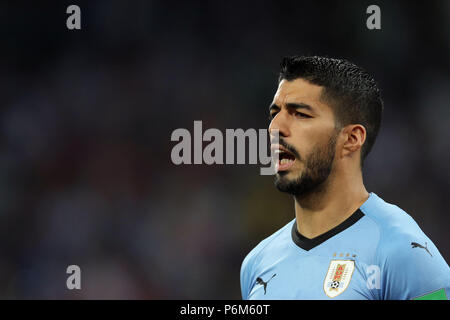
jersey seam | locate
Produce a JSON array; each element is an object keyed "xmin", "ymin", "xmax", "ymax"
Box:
[{"xmin": 358, "ymin": 208, "xmax": 384, "ymax": 300}]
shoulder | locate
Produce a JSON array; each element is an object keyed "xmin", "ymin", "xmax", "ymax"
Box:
[
  {"xmin": 240, "ymin": 219, "xmax": 295, "ymax": 299},
  {"xmin": 241, "ymin": 219, "xmax": 295, "ymax": 272},
  {"xmin": 361, "ymin": 193, "xmax": 450, "ymax": 299},
  {"xmin": 360, "ymin": 192, "xmax": 429, "ymax": 254},
  {"xmin": 360, "ymin": 192, "xmax": 448, "ymax": 277}
]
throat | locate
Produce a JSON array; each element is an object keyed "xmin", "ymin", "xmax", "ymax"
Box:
[{"xmin": 293, "ymin": 189, "xmax": 369, "ymax": 239}]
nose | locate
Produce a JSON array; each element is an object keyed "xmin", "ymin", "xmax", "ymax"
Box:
[{"xmin": 269, "ymin": 110, "xmax": 290, "ymax": 140}]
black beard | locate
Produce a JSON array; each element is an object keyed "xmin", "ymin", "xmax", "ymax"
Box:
[{"xmin": 274, "ymin": 133, "xmax": 337, "ymax": 197}]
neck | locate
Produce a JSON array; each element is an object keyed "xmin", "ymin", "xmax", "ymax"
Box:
[{"xmin": 293, "ymin": 168, "xmax": 369, "ymax": 239}]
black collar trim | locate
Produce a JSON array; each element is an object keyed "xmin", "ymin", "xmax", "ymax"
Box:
[{"xmin": 291, "ymin": 209, "xmax": 365, "ymax": 251}]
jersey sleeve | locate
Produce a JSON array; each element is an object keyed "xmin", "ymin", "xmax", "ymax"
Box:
[{"xmin": 378, "ymin": 231, "xmax": 450, "ymax": 300}]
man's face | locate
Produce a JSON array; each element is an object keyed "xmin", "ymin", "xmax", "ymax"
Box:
[{"xmin": 269, "ymin": 78, "xmax": 339, "ymax": 196}]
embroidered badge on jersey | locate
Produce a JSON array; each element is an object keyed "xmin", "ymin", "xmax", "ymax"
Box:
[{"xmin": 323, "ymin": 260, "xmax": 355, "ymax": 298}]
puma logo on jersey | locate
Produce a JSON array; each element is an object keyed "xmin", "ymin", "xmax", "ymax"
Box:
[
  {"xmin": 255, "ymin": 274, "xmax": 276, "ymax": 295},
  {"xmin": 411, "ymin": 241, "xmax": 432, "ymax": 257}
]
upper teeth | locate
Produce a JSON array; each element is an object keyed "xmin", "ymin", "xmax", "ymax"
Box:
[{"xmin": 280, "ymin": 158, "xmax": 293, "ymax": 164}]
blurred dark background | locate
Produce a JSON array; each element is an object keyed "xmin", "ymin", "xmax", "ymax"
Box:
[{"xmin": 0, "ymin": 0, "xmax": 449, "ymax": 299}]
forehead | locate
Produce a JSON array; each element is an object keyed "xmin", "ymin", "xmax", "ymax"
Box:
[{"xmin": 273, "ymin": 78, "xmax": 328, "ymax": 110}]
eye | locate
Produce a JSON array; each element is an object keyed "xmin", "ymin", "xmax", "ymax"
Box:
[
  {"xmin": 269, "ymin": 112, "xmax": 278, "ymax": 121},
  {"xmin": 295, "ymin": 111, "xmax": 312, "ymax": 118}
]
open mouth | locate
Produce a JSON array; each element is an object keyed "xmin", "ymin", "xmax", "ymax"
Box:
[{"xmin": 271, "ymin": 144, "xmax": 296, "ymax": 172}]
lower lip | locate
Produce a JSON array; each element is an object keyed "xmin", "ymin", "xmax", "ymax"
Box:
[{"xmin": 276, "ymin": 159, "xmax": 296, "ymax": 172}]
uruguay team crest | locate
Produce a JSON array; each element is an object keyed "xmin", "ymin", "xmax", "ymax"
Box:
[{"xmin": 323, "ymin": 260, "xmax": 355, "ymax": 298}]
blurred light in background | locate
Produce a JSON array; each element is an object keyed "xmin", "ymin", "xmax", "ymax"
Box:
[{"xmin": 0, "ymin": 0, "xmax": 448, "ymax": 299}]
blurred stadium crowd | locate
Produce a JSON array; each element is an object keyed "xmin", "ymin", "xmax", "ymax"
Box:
[{"xmin": 0, "ymin": 1, "xmax": 449, "ymax": 298}]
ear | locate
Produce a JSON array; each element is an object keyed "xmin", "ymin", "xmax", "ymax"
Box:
[{"xmin": 340, "ymin": 124, "xmax": 366, "ymax": 158}]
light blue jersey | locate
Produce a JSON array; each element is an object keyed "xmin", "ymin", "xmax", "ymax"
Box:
[{"xmin": 241, "ymin": 193, "xmax": 450, "ymax": 300}]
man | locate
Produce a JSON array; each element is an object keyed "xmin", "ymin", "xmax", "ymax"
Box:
[{"xmin": 240, "ymin": 56, "xmax": 450, "ymax": 300}]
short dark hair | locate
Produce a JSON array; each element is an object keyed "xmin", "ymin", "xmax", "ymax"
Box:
[{"xmin": 279, "ymin": 55, "xmax": 383, "ymax": 164}]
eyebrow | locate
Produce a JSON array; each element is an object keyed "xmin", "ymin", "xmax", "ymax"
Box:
[
  {"xmin": 269, "ymin": 103, "xmax": 280, "ymax": 113},
  {"xmin": 269, "ymin": 102, "xmax": 314, "ymax": 113}
]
